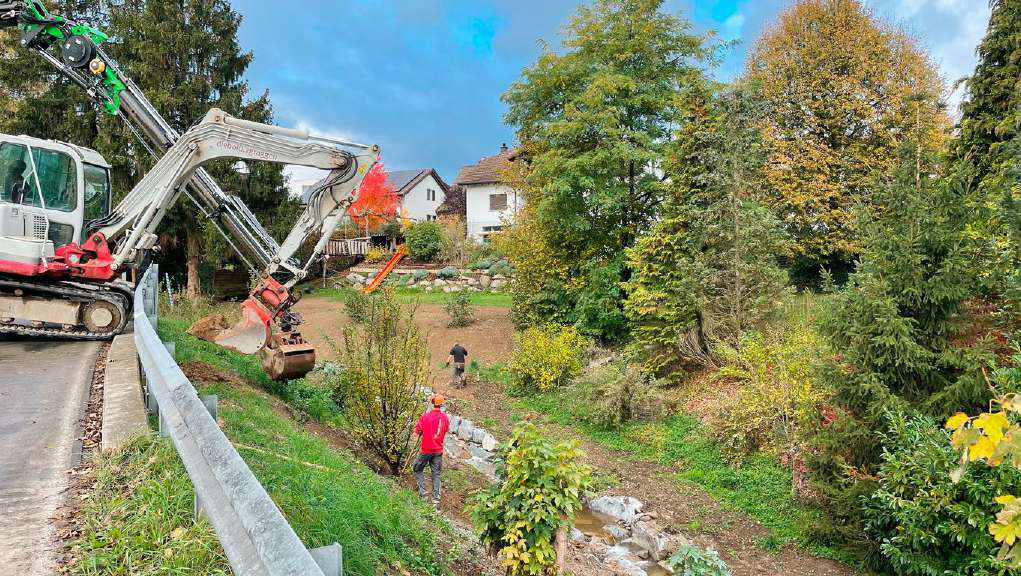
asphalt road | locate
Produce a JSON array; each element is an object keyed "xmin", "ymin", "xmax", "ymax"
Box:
[{"xmin": 0, "ymin": 337, "xmax": 101, "ymax": 574}]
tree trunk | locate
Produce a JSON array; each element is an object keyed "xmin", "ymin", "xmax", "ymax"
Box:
[
  {"xmin": 186, "ymin": 230, "xmax": 201, "ymax": 299},
  {"xmin": 555, "ymin": 526, "xmax": 567, "ymax": 575}
]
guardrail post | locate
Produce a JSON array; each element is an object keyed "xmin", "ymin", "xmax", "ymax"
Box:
[
  {"xmin": 309, "ymin": 543, "xmax": 343, "ymax": 576},
  {"xmin": 201, "ymin": 395, "xmax": 218, "ymax": 421}
]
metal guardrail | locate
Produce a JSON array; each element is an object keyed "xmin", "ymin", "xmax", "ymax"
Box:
[{"xmin": 134, "ymin": 264, "xmax": 341, "ymax": 576}]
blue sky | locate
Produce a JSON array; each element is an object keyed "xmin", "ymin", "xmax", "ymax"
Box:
[{"xmin": 226, "ymin": 0, "xmax": 991, "ymax": 191}]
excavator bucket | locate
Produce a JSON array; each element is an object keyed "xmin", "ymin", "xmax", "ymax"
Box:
[
  {"xmin": 258, "ymin": 332, "xmax": 316, "ymax": 380},
  {"xmin": 214, "ymin": 302, "xmax": 271, "ymax": 355}
]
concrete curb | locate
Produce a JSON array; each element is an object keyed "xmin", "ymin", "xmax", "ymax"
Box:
[{"xmin": 101, "ymin": 333, "xmax": 148, "ymax": 452}]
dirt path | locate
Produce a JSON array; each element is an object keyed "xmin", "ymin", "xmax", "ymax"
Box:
[
  {"xmin": 295, "ymin": 295, "xmax": 514, "ymax": 386},
  {"xmin": 294, "ymin": 295, "xmax": 856, "ymax": 576}
]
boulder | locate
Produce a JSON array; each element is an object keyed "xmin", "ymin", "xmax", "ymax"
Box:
[
  {"xmin": 442, "ymin": 286, "xmax": 452, "ymax": 293},
  {"xmin": 589, "ymin": 496, "xmax": 643, "ymax": 524},
  {"xmin": 481, "ymin": 433, "xmax": 499, "ymax": 452},
  {"xmin": 469, "ymin": 444, "xmax": 494, "ymax": 462},
  {"xmin": 603, "ymin": 547, "xmax": 647, "ymax": 576},
  {"xmin": 449, "ymin": 415, "xmax": 461, "ymax": 435},
  {"xmin": 629, "ymin": 520, "xmax": 690, "ymax": 562},
  {"xmin": 479, "ymin": 275, "xmax": 492, "ymax": 289},
  {"xmin": 605, "ymin": 524, "xmax": 630, "ymax": 542},
  {"xmin": 468, "ymin": 457, "xmax": 497, "ymax": 479},
  {"xmin": 569, "ymin": 528, "xmax": 588, "ymax": 544},
  {"xmin": 457, "ymin": 419, "xmax": 475, "ymax": 442},
  {"xmin": 418, "ymin": 280, "xmax": 432, "ymax": 287},
  {"xmin": 491, "ymin": 279, "xmax": 508, "ymax": 289},
  {"xmin": 346, "ymin": 272, "xmax": 366, "ymax": 285},
  {"xmin": 433, "ymin": 278, "xmax": 447, "ymax": 287},
  {"xmin": 493, "ymin": 274, "xmax": 507, "ymax": 280},
  {"xmin": 471, "ymin": 427, "xmax": 486, "ymax": 444},
  {"xmin": 449, "ymin": 285, "xmax": 463, "ymax": 292}
]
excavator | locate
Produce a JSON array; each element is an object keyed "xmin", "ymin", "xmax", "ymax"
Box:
[{"xmin": 0, "ymin": 1, "xmax": 378, "ymax": 379}]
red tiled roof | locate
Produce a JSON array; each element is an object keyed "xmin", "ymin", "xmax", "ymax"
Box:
[{"xmin": 454, "ymin": 147, "xmax": 521, "ymax": 186}]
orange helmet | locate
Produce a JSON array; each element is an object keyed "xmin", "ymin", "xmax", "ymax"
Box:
[{"xmin": 431, "ymin": 394, "xmax": 445, "ymax": 406}]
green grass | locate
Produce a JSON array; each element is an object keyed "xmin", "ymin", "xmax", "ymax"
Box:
[
  {"xmin": 314, "ymin": 285, "xmax": 512, "ymax": 308},
  {"xmin": 511, "ymin": 389, "xmax": 853, "ymax": 563},
  {"xmin": 69, "ymin": 436, "xmax": 229, "ymax": 575},
  {"xmin": 156, "ymin": 316, "xmax": 473, "ymax": 575}
]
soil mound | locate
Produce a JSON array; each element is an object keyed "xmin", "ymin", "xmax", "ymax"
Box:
[{"xmin": 187, "ymin": 314, "xmax": 229, "ymax": 342}]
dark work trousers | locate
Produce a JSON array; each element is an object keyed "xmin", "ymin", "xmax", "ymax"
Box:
[{"xmin": 413, "ymin": 452, "xmax": 443, "ymax": 501}]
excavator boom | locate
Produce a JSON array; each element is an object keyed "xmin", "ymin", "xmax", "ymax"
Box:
[{"xmin": 0, "ymin": 1, "xmax": 380, "ymax": 379}]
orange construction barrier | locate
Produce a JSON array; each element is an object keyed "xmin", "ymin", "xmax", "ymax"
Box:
[{"xmin": 364, "ymin": 247, "xmax": 406, "ymax": 293}]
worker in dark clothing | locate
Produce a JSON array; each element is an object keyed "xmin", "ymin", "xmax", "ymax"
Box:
[
  {"xmin": 413, "ymin": 394, "xmax": 450, "ymax": 505},
  {"xmin": 447, "ymin": 342, "xmax": 468, "ymax": 387}
]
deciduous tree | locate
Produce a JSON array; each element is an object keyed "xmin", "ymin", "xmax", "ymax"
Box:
[
  {"xmin": 501, "ymin": 0, "xmax": 712, "ymax": 342},
  {"xmin": 747, "ymin": 0, "xmax": 948, "ymax": 276}
]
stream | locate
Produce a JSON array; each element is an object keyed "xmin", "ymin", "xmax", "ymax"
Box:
[{"xmin": 573, "ymin": 507, "xmax": 671, "ymax": 576}]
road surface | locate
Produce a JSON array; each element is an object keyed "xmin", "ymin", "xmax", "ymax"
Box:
[{"xmin": 0, "ymin": 337, "xmax": 101, "ymax": 574}]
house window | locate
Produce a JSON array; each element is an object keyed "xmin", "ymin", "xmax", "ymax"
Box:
[
  {"xmin": 481, "ymin": 225, "xmax": 503, "ymax": 243},
  {"xmin": 426, "ymin": 188, "xmax": 436, "ymax": 201},
  {"xmin": 426, "ymin": 214, "xmax": 437, "ymax": 222},
  {"xmin": 489, "ymin": 193, "xmax": 508, "ymax": 211}
]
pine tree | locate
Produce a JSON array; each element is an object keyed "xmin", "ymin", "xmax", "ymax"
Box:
[
  {"xmin": 501, "ymin": 0, "xmax": 712, "ymax": 342},
  {"xmin": 626, "ymin": 82, "xmax": 790, "ymax": 378}
]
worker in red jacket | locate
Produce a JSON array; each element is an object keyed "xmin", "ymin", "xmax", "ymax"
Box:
[{"xmin": 414, "ymin": 394, "xmax": 450, "ymax": 505}]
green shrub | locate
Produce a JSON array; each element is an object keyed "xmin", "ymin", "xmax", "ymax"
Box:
[
  {"xmin": 572, "ymin": 359, "xmax": 659, "ymax": 428},
  {"xmin": 412, "ymin": 269, "xmax": 429, "ymax": 281},
  {"xmin": 510, "ymin": 325, "xmax": 588, "ymax": 393},
  {"xmin": 864, "ymin": 412, "xmax": 1020, "ymax": 575},
  {"xmin": 666, "ymin": 544, "xmax": 731, "ymax": 576},
  {"xmin": 405, "ymin": 221, "xmax": 444, "ymax": 261},
  {"xmin": 713, "ymin": 327, "xmax": 830, "ymax": 460},
  {"xmin": 342, "ymin": 289, "xmax": 372, "ymax": 324},
  {"xmin": 574, "ymin": 258, "xmax": 628, "ymax": 343},
  {"xmin": 490, "ymin": 261, "xmax": 512, "ymax": 277},
  {"xmin": 444, "ymin": 290, "xmax": 476, "ymax": 327},
  {"xmin": 438, "ymin": 266, "xmax": 459, "ymax": 279},
  {"xmin": 471, "ymin": 422, "xmax": 592, "ymax": 575},
  {"xmin": 469, "ymin": 259, "xmax": 492, "ymax": 271}
]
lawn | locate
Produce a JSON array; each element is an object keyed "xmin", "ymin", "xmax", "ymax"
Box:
[{"xmin": 313, "ymin": 285, "xmax": 513, "ymax": 307}]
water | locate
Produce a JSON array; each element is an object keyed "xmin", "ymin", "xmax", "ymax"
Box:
[{"xmin": 572, "ymin": 506, "xmax": 671, "ymax": 576}]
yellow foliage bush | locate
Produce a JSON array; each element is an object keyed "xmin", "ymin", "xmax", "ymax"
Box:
[
  {"xmin": 364, "ymin": 247, "xmax": 389, "ymax": 264},
  {"xmin": 510, "ymin": 325, "xmax": 588, "ymax": 393},
  {"xmin": 714, "ymin": 326, "xmax": 830, "ymax": 461}
]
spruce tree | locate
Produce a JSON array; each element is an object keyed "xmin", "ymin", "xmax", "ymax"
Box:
[
  {"xmin": 106, "ymin": 0, "xmax": 297, "ymax": 297},
  {"xmin": 626, "ymin": 82, "xmax": 790, "ymax": 378},
  {"xmin": 808, "ymin": 97, "xmax": 986, "ymax": 551},
  {"xmin": 955, "ymin": 0, "xmax": 1021, "ymax": 298}
]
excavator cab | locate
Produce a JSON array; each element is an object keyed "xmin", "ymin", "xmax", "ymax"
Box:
[{"xmin": 0, "ymin": 134, "xmax": 112, "ymax": 274}]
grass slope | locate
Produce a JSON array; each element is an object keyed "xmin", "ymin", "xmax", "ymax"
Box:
[
  {"xmin": 69, "ymin": 437, "xmax": 229, "ymax": 575},
  {"xmin": 152, "ymin": 316, "xmax": 471, "ymax": 575}
]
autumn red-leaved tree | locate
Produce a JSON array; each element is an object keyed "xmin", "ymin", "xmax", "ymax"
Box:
[{"xmin": 348, "ymin": 163, "xmax": 399, "ymax": 232}]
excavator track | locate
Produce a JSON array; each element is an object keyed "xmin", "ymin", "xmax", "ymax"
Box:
[{"xmin": 0, "ymin": 276, "xmax": 131, "ymax": 340}]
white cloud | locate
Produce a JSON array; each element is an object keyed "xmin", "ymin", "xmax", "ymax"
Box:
[
  {"xmin": 867, "ymin": 0, "xmax": 991, "ymax": 114},
  {"xmin": 723, "ymin": 12, "xmax": 747, "ymax": 41},
  {"xmin": 280, "ymin": 119, "xmax": 370, "ymax": 198}
]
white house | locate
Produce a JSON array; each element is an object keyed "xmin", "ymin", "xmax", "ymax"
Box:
[
  {"xmin": 454, "ymin": 145, "xmax": 523, "ymax": 241},
  {"xmin": 301, "ymin": 167, "xmax": 448, "ymax": 223},
  {"xmin": 388, "ymin": 168, "xmax": 448, "ymax": 223}
]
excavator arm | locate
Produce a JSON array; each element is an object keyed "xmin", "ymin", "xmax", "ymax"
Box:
[{"xmin": 2, "ymin": 1, "xmax": 380, "ymax": 378}]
